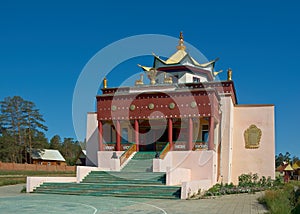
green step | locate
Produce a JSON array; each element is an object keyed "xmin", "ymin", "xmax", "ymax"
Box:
[
  {"xmin": 131, "ymin": 152, "xmax": 157, "ymax": 160},
  {"xmin": 33, "ymin": 152, "xmax": 181, "ymax": 199},
  {"xmin": 122, "ymin": 152, "xmax": 155, "ymax": 172},
  {"xmin": 82, "ymin": 171, "xmax": 166, "ymax": 183},
  {"xmin": 34, "ymin": 182, "xmax": 181, "ymax": 199}
]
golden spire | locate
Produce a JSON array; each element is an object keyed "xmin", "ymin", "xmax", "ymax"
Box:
[
  {"xmin": 176, "ymin": 31, "xmax": 186, "ymax": 51},
  {"xmin": 227, "ymin": 68, "xmax": 232, "ymax": 81},
  {"xmin": 103, "ymin": 77, "xmax": 107, "ymax": 88}
]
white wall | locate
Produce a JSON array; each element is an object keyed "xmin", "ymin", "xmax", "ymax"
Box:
[
  {"xmin": 231, "ymin": 105, "xmax": 275, "ymax": 184},
  {"xmin": 86, "ymin": 113, "xmax": 99, "ymax": 166},
  {"xmin": 98, "ymin": 151, "xmax": 124, "ymax": 171},
  {"xmin": 219, "ymin": 96, "xmax": 234, "ymax": 184},
  {"xmin": 26, "ymin": 177, "xmax": 77, "ymax": 193},
  {"xmin": 154, "ymin": 151, "xmax": 217, "ymax": 185}
]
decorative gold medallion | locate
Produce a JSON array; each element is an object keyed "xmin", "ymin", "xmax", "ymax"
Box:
[
  {"xmin": 190, "ymin": 101, "xmax": 197, "ymax": 108},
  {"xmin": 148, "ymin": 103, "xmax": 154, "ymax": 110},
  {"xmin": 169, "ymin": 102, "xmax": 175, "ymax": 109},
  {"xmin": 111, "ymin": 105, "xmax": 117, "ymax": 111},
  {"xmin": 244, "ymin": 124, "xmax": 262, "ymax": 149},
  {"xmin": 130, "ymin": 104, "xmax": 135, "ymax": 111}
]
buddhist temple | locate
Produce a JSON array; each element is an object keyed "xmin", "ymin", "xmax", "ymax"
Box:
[
  {"xmin": 27, "ymin": 33, "xmax": 275, "ymax": 199},
  {"xmin": 83, "ymin": 32, "xmax": 275, "ymax": 198}
]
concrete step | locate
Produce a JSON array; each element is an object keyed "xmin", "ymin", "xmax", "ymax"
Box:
[
  {"xmin": 33, "ymin": 152, "xmax": 181, "ymax": 199},
  {"xmin": 35, "ymin": 182, "xmax": 181, "ymax": 199}
]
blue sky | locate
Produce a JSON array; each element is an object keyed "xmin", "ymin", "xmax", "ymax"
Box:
[{"xmin": 0, "ymin": 1, "xmax": 299, "ymax": 157}]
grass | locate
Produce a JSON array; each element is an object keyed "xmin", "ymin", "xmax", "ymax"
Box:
[
  {"xmin": 0, "ymin": 170, "xmax": 76, "ymax": 187},
  {"xmin": 258, "ymin": 181, "xmax": 300, "ymax": 214}
]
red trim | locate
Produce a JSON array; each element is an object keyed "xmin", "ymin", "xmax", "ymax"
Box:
[
  {"xmin": 188, "ymin": 118, "xmax": 193, "ymax": 150},
  {"xmin": 99, "ymin": 81, "xmax": 237, "ymax": 104},
  {"xmin": 98, "ymin": 121, "xmax": 103, "ymax": 151},
  {"xmin": 134, "ymin": 119, "xmax": 139, "ymax": 152},
  {"xmin": 116, "ymin": 120, "xmax": 121, "ymax": 151}
]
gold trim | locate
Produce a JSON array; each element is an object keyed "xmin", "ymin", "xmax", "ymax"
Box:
[{"xmin": 244, "ymin": 124, "xmax": 262, "ymax": 149}]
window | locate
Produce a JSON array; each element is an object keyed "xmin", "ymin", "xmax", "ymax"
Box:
[
  {"xmin": 121, "ymin": 128, "xmax": 128, "ymax": 143},
  {"xmin": 172, "ymin": 74, "xmax": 179, "ymax": 83},
  {"xmin": 202, "ymin": 125, "xmax": 209, "ymax": 142},
  {"xmin": 193, "ymin": 77, "xmax": 200, "ymax": 83}
]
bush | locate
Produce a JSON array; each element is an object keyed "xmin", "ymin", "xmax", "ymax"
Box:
[
  {"xmin": 262, "ymin": 188, "xmax": 292, "ymax": 214},
  {"xmin": 259, "ymin": 182, "xmax": 300, "ymax": 214},
  {"xmin": 204, "ymin": 173, "xmax": 281, "ymax": 197}
]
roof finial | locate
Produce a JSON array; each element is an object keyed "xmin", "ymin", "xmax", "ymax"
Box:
[
  {"xmin": 227, "ymin": 68, "xmax": 232, "ymax": 81},
  {"xmin": 177, "ymin": 31, "xmax": 186, "ymax": 51},
  {"xmin": 180, "ymin": 31, "xmax": 183, "ymax": 40},
  {"xmin": 103, "ymin": 77, "xmax": 107, "ymax": 88}
]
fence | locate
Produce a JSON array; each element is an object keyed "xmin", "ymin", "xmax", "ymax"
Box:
[{"xmin": 0, "ymin": 162, "xmax": 76, "ymax": 172}]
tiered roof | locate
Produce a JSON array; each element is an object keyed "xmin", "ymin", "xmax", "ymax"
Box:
[{"xmin": 138, "ymin": 32, "xmax": 220, "ymax": 80}]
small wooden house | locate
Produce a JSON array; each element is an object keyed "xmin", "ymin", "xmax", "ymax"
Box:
[{"xmin": 31, "ymin": 149, "xmax": 66, "ymax": 166}]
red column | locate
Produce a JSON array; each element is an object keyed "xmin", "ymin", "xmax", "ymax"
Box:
[
  {"xmin": 116, "ymin": 120, "xmax": 121, "ymax": 151},
  {"xmin": 98, "ymin": 120, "xmax": 103, "ymax": 151},
  {"xmin": 208, "ymin": 117, "xmax": 215, "ymax": 150},
  {"xmin": 188, "ymin": 118, "xmax": 193, "ymax": 150},
  {"xmin": 168, "ymin": 118, "xmax": 173, "ymax": 150},
  {"xmin": 134, "ymin": 119, "xmax": 139, "ymax": 152}
]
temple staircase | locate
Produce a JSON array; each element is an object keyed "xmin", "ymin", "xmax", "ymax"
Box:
[{"xmin": 33, "ymin": 152, "xmax": 181, "ymax": 199}]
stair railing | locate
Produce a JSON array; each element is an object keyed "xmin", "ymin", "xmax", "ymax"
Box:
[
  {"xmin": 120, "ymin": 144, "xmax": 137, "ymax": 166},
  {"xmin": 159, "ymin": 142, "xmax": 170, "ymax": 159}
]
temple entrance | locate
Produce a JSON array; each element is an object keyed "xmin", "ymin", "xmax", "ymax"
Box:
[{"xmin": 138, "ymin": 119, "xmax": 170, "ymax": 152}]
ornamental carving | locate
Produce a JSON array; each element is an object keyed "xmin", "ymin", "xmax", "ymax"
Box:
[
  {"xmin": 169, "ymin": 102, "xmax": 175, "ymax": 109},
  {"xmin": 244, "ymin": 124, "xmax": 262, "ymax": 149},
  {"xmin": 130, "ymin": 104, "xmax": 135, "ymax": 111},
  {"xmin": 190, "ymin": 101, "xmax": 197, "ymax": 108},
  {"xmin": 148, "ymin": 103, "xmax": 154, "ymax": 110},
  {"xmin": 111, "ymin": 105, "xmax": 117, "ymax": 111}
]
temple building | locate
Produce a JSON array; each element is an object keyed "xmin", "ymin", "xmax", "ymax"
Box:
[{"xmin": 83, "ymin": 32, "xmax": 275, "ymax": 197}]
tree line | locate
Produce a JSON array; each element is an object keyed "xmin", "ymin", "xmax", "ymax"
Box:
[
  {"xmin": 275, "ymin": 152, "xmax": 299, "ymax": 168},
  {"xmin": 0, "ymin": 96, "xmax": 83, "ymax": 165}
]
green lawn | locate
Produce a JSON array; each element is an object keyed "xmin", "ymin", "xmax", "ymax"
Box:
[{"xmin": 0, "ymin": 170, "xmax": 76, "ymax": 187}]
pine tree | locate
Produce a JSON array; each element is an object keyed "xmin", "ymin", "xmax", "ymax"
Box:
[
  {"xmin": 0, "ymin": 96, "xmax": 48, "ymax": 163},
  {"xmin": 23, "ymin": 100, "xmax": 48, "ymax": 163},
  {"xmin": 49, "ymin": 135, "xmax": 61, "ymax": 150}
]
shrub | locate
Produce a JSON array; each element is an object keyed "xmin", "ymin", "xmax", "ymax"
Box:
[
  {"xmin": 258, "ymin": 182, "xmax": 300, "ymax": 214},
  {"xmin": 204, "ymin": 173, "xmax": 281, "ymax": 197},
  {"xmin": 262, "ymin": 189, "xmax": 292, "ymax": 214}
]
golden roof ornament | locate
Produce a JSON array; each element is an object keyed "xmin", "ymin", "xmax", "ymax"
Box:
[
  {"xmin": 176, "ymin": 31, "xmax": 186, "ymax": 51},
  {"xmin": 135, "ymin": 74, "xmax": 144, "ymax": 86},
  {"xmin": 103, "ymin": 77, "xmax": 107, "ymax": 88},
  {"xmin": 213, "ymin": 70, "xmax": 223, "ymax": 77},
  {"xmin": 163, "ymin": 72, "xmax": 173, "ymax": 84},
  {"xmin": 148, "ymin": 68, "xmax": 158, "ymax": 85},
  {"xmin": 227, "ymin": 68, "xmax": 232, "ymax": 81}
]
